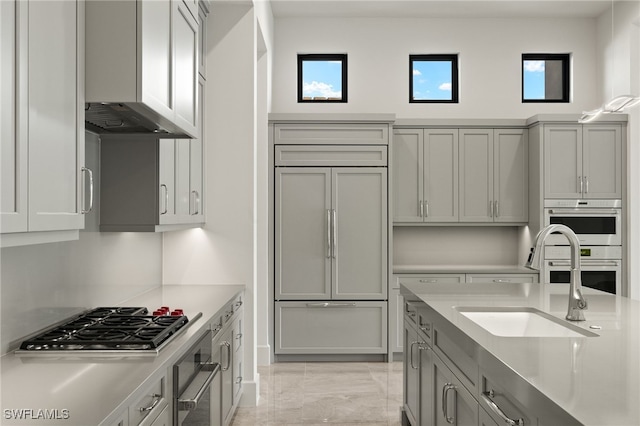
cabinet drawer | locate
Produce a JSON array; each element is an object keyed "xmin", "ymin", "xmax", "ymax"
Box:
[
  {"xmin": 466, "ymin": 274, "xmax": 538, "ymax": 284},
  {"xmin": 399, "ymin": 275, "xmax": 465, "ymax": 285},
  {"xmin": 433, "ymin": 326, "xmax": 478, "ymax": 395},
  {"xmin": 129, "ymin": 376, "xmax": 167, "ymax": 426},
  {"xmin": 275, "ymin": 145, "xmax": 387, "ymax": 166},
  {"xmin": 275, "ymin": 301, "xmax": 387, "ymax": 354},
  {"xmin": 480, "ymin": 373, "xmax": 535, "ymax": 426},
  {"xmin": 274, "ymin": 123, "xmax": 389, "ymax": 145}
]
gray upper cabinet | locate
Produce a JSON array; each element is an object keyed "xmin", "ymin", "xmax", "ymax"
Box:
[
  {"xmin": 460, "ymin": 128, "xmax": 528, "ymax": 223},
  {"xmin": 393, "ymin": 129, "xmax": 458, "ymax": 223},
  {"xmin": 1, "ymin": 0, "xmax": 87, "ymax": 241},
  {"xmin": 544, "ymin": 124, "xmax": 622, "ymax": 199},
  {"xmin": 275, "ymin": 167, "xmax": 388, "ymax": 300}
]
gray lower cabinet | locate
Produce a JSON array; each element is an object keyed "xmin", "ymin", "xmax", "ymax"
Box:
[
  {"xmin": 432, "ymin": 352, "xmax": 478, "ymax": 426},
  {"xmin": 275, "ymin": 301, "xmax": 387, "ymax": 354}
]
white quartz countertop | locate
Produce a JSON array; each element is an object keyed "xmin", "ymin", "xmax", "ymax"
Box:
[
  {"xmin": 394, "ymin": 264, "xmax": 537, "ymax": 274},
  {"xmin": 400, "ymin": 282, "xmax": 640, "ymax": 426},
  {"xmin": 0, "ymin": 284, "xmax": 244, "ymax": 426}
]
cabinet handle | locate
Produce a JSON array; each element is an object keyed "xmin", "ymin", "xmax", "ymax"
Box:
[
  {"xmin": 331, "ymin": 209, "xmax": 337, "ymax": 259},
  {"xmin": 419, "ymin": 199, "xmax": 424, "ymax": 218},
  {"xmin": 81, "ymin": 167, "xmax": 94, "ymax": 214},
  {"xmin": 236, "ymin": 333, "xmax": 243, "ymax": 340},
  {"xmin": 326, "ymin": 210, "xmax": 332, "ymax": 258},
  {"xmin": 306, "ymin": 302, "xmax": 357, "ymax": 308},
  {"xmin": 419, "ymin": 279, "xmax": 438, "ymax": 283},
  {"xmin": 481, "ymin": 390, "xmax": 525, "ymax": 426},
  {"xmin": 235, "ymin": 376, "xmax": 243, "ymax": 385},
  {"xmin": 579, "ymin": 176, "xmax": 583, "ymax": 194},
  {"xmin": 191, "ymin": 190, "xmax": 200, "ymax": 215},
  {"xmin": 494, "ymin": 200, "xmax": 499, "ymax": 218},
  {"xmin": 139, "ymin": 394, "xmax": 162, "ymax": 413},
  {"xmin": 419, "ymin": 324, "xmax": 431, "ymax": 332},
  {"xmin": 584, "ymin": 176, "xmax": 589, "ymax": 193},
  {"xmin": 409, "ymin": 341, "xmax": 419, "ymax": 369},
  {"xmin": 160, "ymin": 184, "xmax": 168, "ymax": 215},
  {"xmin": 424, "ymin": 200, "xmax": 429, "ymax": 218},
  {"xmin": 442, "ymin": 383, "xmax": 456, "ymax": 424},
  {"xmin": 221, "ymin": 341, "xmax": 231, "ymax": 371},
  {"xmin": 493, "ymin": 279, "xmax": 512, "ymax": 283}
]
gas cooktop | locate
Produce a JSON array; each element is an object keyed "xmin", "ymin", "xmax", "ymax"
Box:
[{"xmin": 17, "ymin": 306, "xmax": 198, "ymax": 356}]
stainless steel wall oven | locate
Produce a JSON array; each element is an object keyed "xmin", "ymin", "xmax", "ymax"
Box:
[
  {"xmin": 544, "ymin": 246, "xmax": 621, "ymax": 295},
  {"xmin": 543, "ymin": 199, "xmax": 622, "ymax": 246}
]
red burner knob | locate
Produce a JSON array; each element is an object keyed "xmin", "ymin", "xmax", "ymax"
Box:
[
  {"xmin": 153, "ymin": 310, "xmax": 164, "ymax": 316},
  {"xmin": 171, "ymin": 309, "xmax": 184, "ymax": 316}
]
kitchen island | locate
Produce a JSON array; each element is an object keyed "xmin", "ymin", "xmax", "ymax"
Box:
[
  {"xmin": 0, "ymin": 285, "xmax": 244, "ymax": 426},
  {"xmin": 401, "ymin": 282, "xmax": 640, "ymax": 426}
]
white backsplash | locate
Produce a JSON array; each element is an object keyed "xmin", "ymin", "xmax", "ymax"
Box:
[{"xmin": 393, "ymin": 226, "xmax": 521, "ymax": 266}]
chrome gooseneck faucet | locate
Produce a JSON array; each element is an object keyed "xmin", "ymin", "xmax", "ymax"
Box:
[{"xmin": 525, "ymin": 224, "xmax": 588, "ymax": 321}]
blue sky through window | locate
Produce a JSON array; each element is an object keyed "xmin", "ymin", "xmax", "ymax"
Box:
[
  {"xmin": 302, "ymin": 60, "xmax": 343, "ymax": 99},
  {"xmin": 412, "ymin": 60, "xmax": 453, "ymax": 101},
  {"xmin": 523, "ymin": 60, "xmax": 545, "ymax": 100}
]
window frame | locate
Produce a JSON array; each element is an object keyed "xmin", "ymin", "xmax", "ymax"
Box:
[
  {"xmin": 409, "ymin": 54, "xmax": 459, "ymax": 104},
  {"xmin": 521, "ymin": 53, "xmax": 571, "ymax": 103},
  {"xmin": 297, "ymin": 53, "xmax": 348, "ymax": 103}
]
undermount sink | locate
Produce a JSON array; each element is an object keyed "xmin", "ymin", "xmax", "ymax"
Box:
[{"xmin": 456, "ymin": 307, "xmax": 598, "ymax": 338}]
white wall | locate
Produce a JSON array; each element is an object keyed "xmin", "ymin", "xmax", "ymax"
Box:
[
  {"xmin": 598, "ymin": 1, "xmax": 640, "ymax": 300},
  {"xmin": 272, "ymin": 16, "xmax": 599, "ymax": 117}
]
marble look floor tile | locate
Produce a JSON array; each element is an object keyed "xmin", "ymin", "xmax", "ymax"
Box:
[{"xmin": 231, "ymin": 361, "xmax": 403, "ymax": 425}]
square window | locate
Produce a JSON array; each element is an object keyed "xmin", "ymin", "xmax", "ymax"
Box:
[
  {"xmin": 522, "ymin": 53, "xmax": 570, "ymax": 102},
  {"xmin": 410, "ymin": 54, "xmax": 459, "ymax": 103},
  {"xmin": 297, "ymin": 54, "xmax": 347, "ymax": 103}
]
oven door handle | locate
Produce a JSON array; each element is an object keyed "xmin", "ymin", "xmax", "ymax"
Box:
[
  {"xmin": 177, "ymin": 362, "xmax": 220, "ymax": 411},
  {"xmin": 547, "ymin": 209, "xmax": 619, "ymax": 215}
]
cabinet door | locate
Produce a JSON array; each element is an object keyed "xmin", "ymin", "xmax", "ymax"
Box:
[
  {"xmin": 419, "ymin": 345, "xmax": 434, "ymax": 426},
  {"xmin": 232, "ymin": 315, "xmax": 243, "ymax": 404},
  {"xmin": 433, "ymin": 354, "xmax": 478, "ymax": 426},
  {"xmin": 27, "ymin": 0, "xmax": 84, "ymax": 232},
  {"xmin": 544, "ymin": 125, "xmax": 583, "ymax": 199},
  {"xmin": 583, "ymin": 125, "xmax": 622, "ymax": 199},
  {"xmin": 403, "ymin": 321, "xmax": 420, "ymax": 425},
  {"xmin": 197, "ymin": 5, "xmax": 207, "ymax": 78},
  {"xmin": 459, "ymin": 129, "xmax": 493, "ymax": 222},
  {"xmin": 332, "ymin": 168, "xmax": 387, "ymax": 299},
  {"xmin": 389, "ymin": 285, "xmax": 403, "ymax": 353},
  {"xmin": 173, "ymin": 0, "xmax": 198, "ymax": 137},
  {"xmin": 175, "ymin": 139, "xmax": 192, "ymax": 220},
  {"xmin": 494, "ymin": 129, "xmax": 528, "ymax": 223},
  {"xmin": 0, "ymin": 0, "xmax": 27, "ymax": 233},
  {"xmin": 424, "ymin": 129, "xmax": 458, "ymax": 222},
  {"xmin": 275, "ymin": 168, "xmax": 332, "ymax": 299},
  {"xmin": 219, "ymin": 327, "xmax": 234, "ymax": 426},
  {"xmin": 188, "ymin": 76, "xmax": 205, "ymax": 221},
  {"xmin": 140, "ymin": 0, "xmax": 173, "ymax": 119},
  {"xmin": 159, "ymin": 139, "xmax": 177, "ymax": 224},
  {"xmin": 393, "ymin": 129, "xmax": 423, "ymax": 222}
]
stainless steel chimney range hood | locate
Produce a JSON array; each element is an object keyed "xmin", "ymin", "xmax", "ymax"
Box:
[{"xmin": 85, "ymin": 102, "xmax": 190, "ymax": 138}]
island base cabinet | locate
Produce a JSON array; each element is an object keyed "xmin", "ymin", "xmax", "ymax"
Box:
[{"xmin": 275, "ymin": 301, "xmax": 387, "ymax": 355}]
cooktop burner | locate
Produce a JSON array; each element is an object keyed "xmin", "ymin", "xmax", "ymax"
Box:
[{"xmin": 18, "ymin": 307, "xmax": 190, "ymax": 353}]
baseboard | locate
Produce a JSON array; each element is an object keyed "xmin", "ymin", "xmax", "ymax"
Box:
[
  {"xmin": 238, "ymin": 374, "xmax": 260, "ymax": 407},
  {"xmin": 257, "ymin": 344, "xmax": 271, "ymax": 366}
]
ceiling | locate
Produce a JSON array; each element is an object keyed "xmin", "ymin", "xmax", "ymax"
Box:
[{"xmin": 269, "ymin": 0, "xmax": 615, "ymax": 19}]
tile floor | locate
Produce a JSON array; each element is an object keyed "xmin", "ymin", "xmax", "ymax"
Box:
[{"xmin": 231, "ymin": 362, "xmax": 404, "ymax": 425}]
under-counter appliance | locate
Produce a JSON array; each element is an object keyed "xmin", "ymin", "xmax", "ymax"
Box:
[
  {"xmin": 544, "ymin": 246, "xmax": 621, "ymax": 295},
  {"xmin": 543, "ymin": 199, "xmax": 622, "ymax": 246},
  {"xmin": 173, "ymin": 329, "xmax": 221, "ymax": 426},
  {"xmin": 17, "ymin": 307, "xmax": 195, "ymax": 356}
]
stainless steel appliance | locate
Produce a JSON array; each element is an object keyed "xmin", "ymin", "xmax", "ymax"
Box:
[
  {"xmin": 543, "ymin": 199, "xmax": 622, "ymax": 246},
  {"xmin": 544, "ymin": 246, "xmax": 621, "ymax": 295},
  {"xmin": 173, "ymin": 330, "xmax": 221, "ymax": 426},
  {"xmin": 16, "ymin": 306, "xmax": 195, "ymax": 356}
]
